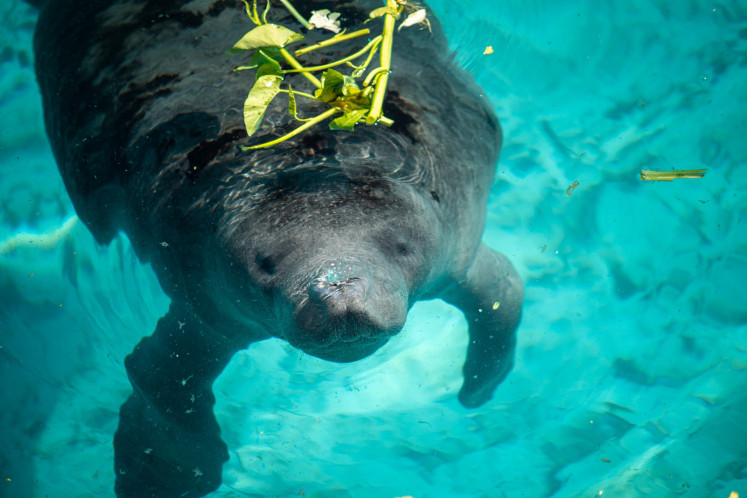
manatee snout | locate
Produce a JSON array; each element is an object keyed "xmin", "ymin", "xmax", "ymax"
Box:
[{"xmin": 287, "ymin": 261, "xmax": 407, "ymax": 363}]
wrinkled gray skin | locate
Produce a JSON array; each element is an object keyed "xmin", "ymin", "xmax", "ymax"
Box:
[{"xmin": 34, "ymin": 0, "xmax": 523, "ymax": 495}]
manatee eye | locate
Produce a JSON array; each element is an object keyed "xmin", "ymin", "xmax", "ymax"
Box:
[
  {"xmin": 374, "ymin": 231, "xmax": 417, "ymax": 261},
  {"xmin": 255, "ymin": 254, "xmax": 277, "ymax": 276},
  {"xmin": 395, "ymin": 241, "xmax": 413, "ymax": 257}
]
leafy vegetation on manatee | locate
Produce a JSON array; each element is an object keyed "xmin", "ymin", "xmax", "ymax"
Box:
[{"xmin": 229, "ymin": 0, "xmax": 428, "ymax": 150}]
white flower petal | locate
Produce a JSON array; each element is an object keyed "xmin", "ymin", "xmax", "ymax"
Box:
[
  {"xmin": 310, "ymin": 9, "xmax": 342, "ymax": 33},
  {"xmin": 399, "ymin": 9, "xmax": 426, "ymax": 30}
]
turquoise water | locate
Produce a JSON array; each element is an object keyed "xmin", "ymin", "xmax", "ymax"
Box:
[{"xmin": 1, "ymin": 0, "xmax": 746, "ymax": 497}]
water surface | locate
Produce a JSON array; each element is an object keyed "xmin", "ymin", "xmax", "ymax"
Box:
[{"xmin": 1, "ymin": 1, "xmax": 745, "ymax": 496}]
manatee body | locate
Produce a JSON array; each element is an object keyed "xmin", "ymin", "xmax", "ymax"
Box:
[{"xmin": 34, "ymin": 0, "xmax": 523, "ymax": 495}]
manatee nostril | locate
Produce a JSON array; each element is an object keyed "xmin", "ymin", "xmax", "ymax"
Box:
[{"xmin": 309, "ymin": 277, "xmax": 366, "ymax": 311}]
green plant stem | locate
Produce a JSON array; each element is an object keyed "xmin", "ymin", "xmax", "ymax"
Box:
[
  {"xmin": 278, "ymin": 0, "xmax": 311, "ymax": 28},
  {"xmin": 278, "ymin": 88, "xmax": 317, "ymax": 100},
  {"xmin": 366, "ymin": 0, "xmax": 397, "ymax": 124},
  {"xmin": 640, "ymin": 169, "xmax": 706, "ymax": 181},
  {"xmin": 261, "ymin": 0, "xmax": 271, "ymax": 24},
  {"xmin": 284, "ymin": 36, "xmax": 382, "ymax": 74},
  {"xmin": 295, "ymin": 29, "xmax": 371, "ymax": 56},
  {"xmin": 279, "ymin": 47, "xmax": 322, "ymax": 87},
  {"xmin": 240, "ymin": 0, "xmax": 260, "ymax": 25},
  {"xmin": 242, "ymin": 107, "xmax": 340, "ymax": 149},
  {"xmin": 350, "ymin": 37, "xmax": 382, "ymax": 77},
  {"xmin": 363, "ymin": 66, "xmax": 389, "ymax": 88}
]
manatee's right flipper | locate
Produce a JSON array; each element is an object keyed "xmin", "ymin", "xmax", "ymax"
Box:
[{"xmin": 114, "ymin": 301, "xmax": 242, "ymax": 497}]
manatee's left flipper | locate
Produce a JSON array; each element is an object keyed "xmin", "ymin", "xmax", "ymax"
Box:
[
  {"xmin": 114, "ymin": 301, "xmax": 243, "ymax": 498},
  {"xmin": 441, "ymin": 243, "xmax": 524, "ymax": 408}
]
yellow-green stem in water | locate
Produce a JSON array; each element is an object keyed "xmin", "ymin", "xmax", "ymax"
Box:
[
  {"xmin": 278, "ymin": 0, "xmax": 311, "ymax": 28},
  {"xmin": 242, "ymin": 108, "xmax": 340, "ymax": 149},
  {"xmin": 295, "ymin": 29, "xmax": 372, "ymax": 56},
  {"xmin": 261, "ymin": 0, "xmax": 271, "ymax": 24},
  {"xmin": 640, "ymin": 169, "xmax": 707, "ymax": 181},
  {"xmin": 278, "ymin": 88, "xmax": 317, "ymax": 100},
  {"xmin": 279, "ymin": 47, "xmax": 322, "ymax": 87},
  {"xmin": 284, "ymin": 36, "xmax": 383, "ymax": 74},
  {"xmin": 350, "ymin": 37, "xmax": 382, "ymax": 77},
  {"xmin": 366, "ymin": 0, "xmax": 398, "ymax": 124},
  {"xmin": 240, "ymin": 0, "xmax": 260, "ymax": 25},
  {"xmin": 363, "ymin": 66, "xmax": 389, "ymax": 88}
]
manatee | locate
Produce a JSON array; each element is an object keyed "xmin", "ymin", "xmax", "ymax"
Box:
[{"xmin": 32, "ymin": 0, "xmax": 524, "ymax": 495}]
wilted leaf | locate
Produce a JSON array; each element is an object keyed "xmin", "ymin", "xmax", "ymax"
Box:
[
  {"xmin": 369, "ymin": 6, "xmax": 398, "ymax": 19},
  {"xmin": 287, "ymin": 85, "xmax": 297, "ymax": 116},
  {"xmin": 244, "ymin": 74, "xmax": 282, "ymax": 136},
  {"xmin": 340, "ymin": 75, "xmax": 360, "ymax": 97}
]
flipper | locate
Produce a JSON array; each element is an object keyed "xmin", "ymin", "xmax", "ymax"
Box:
[
  {"xmin": 441, "ymin": 243, "xmax": 524, "ymax": 408},
  {"xmin": 114, "ymin": 301, "xmax": 244, "ymax": 497}
]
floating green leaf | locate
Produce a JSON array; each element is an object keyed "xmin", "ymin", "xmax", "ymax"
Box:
[
  {"xmin": 255, "ymin": 50, "xmax": 282, "ymax": 79},
  {"xmin": 329, "ymin": 109, "xmax": 368, "ymax": 131},
  {"xmin": 314, "ymin": 69, "xmax": 346, "ymax": 103},
  {"xmin": 228, "ymin": 23, "xmax": 304, "ymax": 54},
  {"xmin": 234, "ymin": 47, "xmax": 283, "ymax": 71},
  {"xmin": 313, "ymin": 70, "xmax": 360, "ymax": 102},
  {"xmin": 243, "ymin": 74, "xmax": 283, "ymax": 136}
]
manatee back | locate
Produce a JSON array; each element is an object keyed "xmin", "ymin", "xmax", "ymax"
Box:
[{"xmin": 34, "ymin": 0, "xmax": 500, "ymax": 253}]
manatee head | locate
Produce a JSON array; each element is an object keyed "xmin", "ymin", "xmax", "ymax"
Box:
[{"xmin": 220, "ymin": 168, "xmax": 439, "ymax": 363}]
